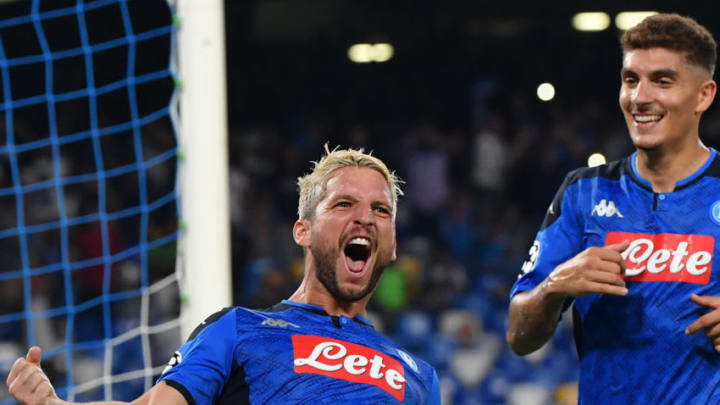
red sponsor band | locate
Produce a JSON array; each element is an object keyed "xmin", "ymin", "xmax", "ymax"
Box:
[
  {"xmin": 292, "ymin": 334, "xmax": 406, "ymax": 401},
  {"xmin": 606, "ymin": 232, "xmax": 714, "ymax": 284}
]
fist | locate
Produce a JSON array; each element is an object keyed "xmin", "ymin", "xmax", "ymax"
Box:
[{"xmin": 6, "ymin": 346, "xmax": 57, "ymax": 405}]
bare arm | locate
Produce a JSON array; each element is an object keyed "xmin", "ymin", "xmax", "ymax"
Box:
[
  {"xmin": 507, "ymin": 281, "xmax": 567, "ymax": 355},
  {"xmin": 506, "ymin": 241, "xmax": 630, "ymax": 355},
  {"xmin": 7, "ymin": 347, "xmax": 188, "ymax": 405}
]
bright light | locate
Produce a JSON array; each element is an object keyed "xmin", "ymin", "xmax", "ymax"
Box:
[
  {"xmin": 348, "ymin": 43, "xmax": 395, "ymax": 63},
  {"xmin": 615, "ymin": 12, "xmax": 658, "ymax": 31},
  {"xmin": 588, "ymin": 153, "xmax": 607, "ymax": 167},
  {"xmin": 372, "ymin": 43, "xmax": 394, "ymax": 62},
  {"xmin": 572, "ymin": 12, "xmax": 611, "ymax": 31},
  {"xmin": 348, "ymin": 44, "xmax": 373, "ymax": 63},
  {"xmin": 536, "ymin": 83, "xmax": 555, "ymax": 102}
]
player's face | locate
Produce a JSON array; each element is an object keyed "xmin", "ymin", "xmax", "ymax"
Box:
[
  {"xmin": 619, "ymin": 47, "xmax": 715, "ymax": 151},
  {"xmin": 308, "ymin": 166, "xmax": 397, "ymax": 302}
]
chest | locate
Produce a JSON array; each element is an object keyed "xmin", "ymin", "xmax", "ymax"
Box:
[
  {"xmin": 236, "ymin": 318, "xmax": 427, "ymax": 404},
  {"xmin": 575, "ymin": 179, "xmax": 720, "ymax": 324}
]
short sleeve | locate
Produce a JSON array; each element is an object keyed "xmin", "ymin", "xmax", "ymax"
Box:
[
  {"xmin": 510, "ymin": 171, "xmax": 584, "ymax": 301},
  {"xmin": 157, "ymin": 309, "xmax": 238, "ymax": 405}
]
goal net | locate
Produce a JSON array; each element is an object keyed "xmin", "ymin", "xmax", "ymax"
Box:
[{"xmin": 0, "ymin": 0, "xmax": 181, "ymax": 401}]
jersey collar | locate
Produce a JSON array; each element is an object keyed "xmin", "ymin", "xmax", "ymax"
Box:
[
  {"xmin": 280, "ymin": 299, "xmax": 373, "ymax": 327},
  {"xmin": 629, "ymin": 147, "xmax": 717, "ymax": 190}
]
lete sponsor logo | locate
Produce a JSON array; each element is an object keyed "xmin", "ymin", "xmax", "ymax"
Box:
[
  {"xmin": 606, "ymin": 232, "xmax": 714, "ymax": 284},
  {"xmin": 292, "ymin": 335, "xmax": 406, "ymax": 401}
]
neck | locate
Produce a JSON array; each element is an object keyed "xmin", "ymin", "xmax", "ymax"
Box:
[
  {"xmin": 635, "ymin": 140, "xmax": 710, "ymax": 193},
  {"xmin": 287, "ymin": 277, "xmax": 370, "ymax": 319}
]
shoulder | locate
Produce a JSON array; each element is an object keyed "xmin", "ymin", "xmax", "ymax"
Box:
[
  {"xmin": 563, "ymin": 158, "xmax": 628, "ymax": 187},
  {"xmin": 542, "ymin": 157, "xmax": 628, "ymax": 229},
  {"xmin": 186, "ymin": 305, "xmax": 276, "ymax": 341},
  {"xmin": 187, "ymin": 302, "xmax": 303, "ymax": 342}
]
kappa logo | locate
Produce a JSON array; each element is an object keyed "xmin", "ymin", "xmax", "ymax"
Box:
[
  {"xmin": 591, "ymin": 199, "xmax": 624, "ymax": 218},
  {"xmin": 261, "ymin": 318, "xmax": 300, "ymax": 328}
]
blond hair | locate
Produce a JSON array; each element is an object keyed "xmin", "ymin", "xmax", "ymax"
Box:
[{"xmin": 297, "ymin": 144, "xmax": 403, "ymax": 220}]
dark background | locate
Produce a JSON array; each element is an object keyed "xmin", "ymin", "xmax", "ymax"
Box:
[{"xmin": 226, "ymin": 1, "xmax": 720, "ymax": 126}]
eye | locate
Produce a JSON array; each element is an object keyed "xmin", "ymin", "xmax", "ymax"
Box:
[
  {"xmin": 335, "ymin": 201, "xmax": 352, "ymax": 208},
  {"xmin": 373, "ymin": 206, "xmax": 391, "ymax": 215},
  {"xmin": 623, "ymin": 76, "xmax": 638, "ymax": 85}
]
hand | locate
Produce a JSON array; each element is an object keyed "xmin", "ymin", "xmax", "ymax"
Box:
[
  {"xmin": 544, "ymin": 240, "xmax": 630, "ymax": 298},
  {"xmin": 685, "ymin": 294, "xmax": 720, "ymax": 351},
  {"xmin": 6, "ymin": 346, "xmax": 58, "ymax": 405}
]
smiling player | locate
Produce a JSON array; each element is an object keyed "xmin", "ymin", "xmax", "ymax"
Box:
[{"xmin": 507, "ymin": 13, "xmax": 720, "ymax": 404}]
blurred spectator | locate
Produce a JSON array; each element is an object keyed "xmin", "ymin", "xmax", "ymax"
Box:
[{"xmin": 472, "ymin": 114, "xmax": 510, "ymax": 199}]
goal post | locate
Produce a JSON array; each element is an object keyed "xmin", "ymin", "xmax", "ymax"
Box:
[{"xmin": 174, "ymin": 0, "xmax": 232, "ymax": 339}]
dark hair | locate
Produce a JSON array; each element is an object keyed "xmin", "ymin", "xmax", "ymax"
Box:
[{"xmin": 621, "ymin": 13, "xmax": 717, "ymax": 75}]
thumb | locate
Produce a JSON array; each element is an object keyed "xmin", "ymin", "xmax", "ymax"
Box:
[
  {"xmin": 607, "ymin": 240, "xmax": 631, "ymax": 252},
  {"xmin": 26, "ymin": 346, "xmax": 42, "ymax": 365}
]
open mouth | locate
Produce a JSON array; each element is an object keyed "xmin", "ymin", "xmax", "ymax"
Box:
[
  {"xmin": 343, "ymin": 237, "xmax": 371, "ymax": 273},
  {"xmin": 633, "ymin": 114, "xmax": 663, "ymax": 124}
]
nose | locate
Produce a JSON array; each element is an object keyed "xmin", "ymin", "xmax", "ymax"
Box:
[
  {"xmin": 630, "ymin": 79, "xmax": 653, "ymax": 105},
  {"xmin": 353, "ymin": 204, "xmax": 375, "ymax": 226}
]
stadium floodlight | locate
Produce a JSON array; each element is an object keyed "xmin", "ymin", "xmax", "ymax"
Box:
[
  {"xmin": 348, "ymin": 43, "xmax": 374, "ymax": 63},
  {"xmin": 372, "ymin": 43, "xmax": 395, "ymax": 62},
  {"xmin": 615, "ymin": 11, "xmax": 658, "ymax": 31},
  {"xmin": 572, "ymin": 12, "xmax": 611, "ymax": 32},
  {"xmin": 348, "ymin": 43, "xmax": 395, "ymax": 63},
  {"xmin": 588, "ymin": 153, "xmax": 607, "ymax": 167},
  {"xmin": 537, "ymin": 82, "xmax": 556, "ymax": 102}
]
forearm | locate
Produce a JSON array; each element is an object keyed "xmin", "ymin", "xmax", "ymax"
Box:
[
  {"xmin": 48, "ymin": 400, "xmax": 129, "ymax": 405},
  {"xmin": 506, "ymin": 280, "xmax": 567, "ymax": 355}
]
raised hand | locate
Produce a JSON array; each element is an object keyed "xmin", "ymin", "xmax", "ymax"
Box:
[{"xmin": 6, "ymin": 346, "xmax": 58, "ymax": 405}]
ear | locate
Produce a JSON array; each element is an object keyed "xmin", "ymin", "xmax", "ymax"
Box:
[
  {"xmin": 293, "ymin": 219, "xmax": 311, "ymax": 248},
  {"xmin": 696, "ymin": 79, "xmax": 717, "ymax": 114},
  {"xmin": 390, "ymin": 232, "xmax": 397, "ymax": 262}
]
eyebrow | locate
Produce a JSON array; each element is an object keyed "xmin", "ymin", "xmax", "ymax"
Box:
[
  {"xmin": 649, "ymin": 69, "xmax": 679, "ymax": 79},
  {"xmin": 621, "ymin": 68, "xmax": 679, "ymax": 79},
  {"xmin": 330, "ymin": 194, "xmax": 358, "ymax": 203},
  {"xmin": 330, "ymin": 194, "xmax": 391, "ymax": 207}
]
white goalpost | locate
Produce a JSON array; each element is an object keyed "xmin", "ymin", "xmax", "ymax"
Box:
[{"xmin": 174, "ymin": 0, "xmax": 232, "ymax": 340}]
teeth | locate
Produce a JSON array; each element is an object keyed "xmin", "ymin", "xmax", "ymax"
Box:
[
  {"xmin": 349, "ymin": 238, "xmax": 370, "ymax": 246},
  {"xmin": 634, "ymin": 114, "xmax": 662, "ymax": 123}
]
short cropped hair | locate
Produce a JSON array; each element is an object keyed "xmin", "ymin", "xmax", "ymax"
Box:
[
  {"xmin": 621, "ymin": 13, "xmax": 717, "ymax": 76},
  {"xmin": 297, "ymin": 145, "xmax": 403, "ymax": 220}
]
